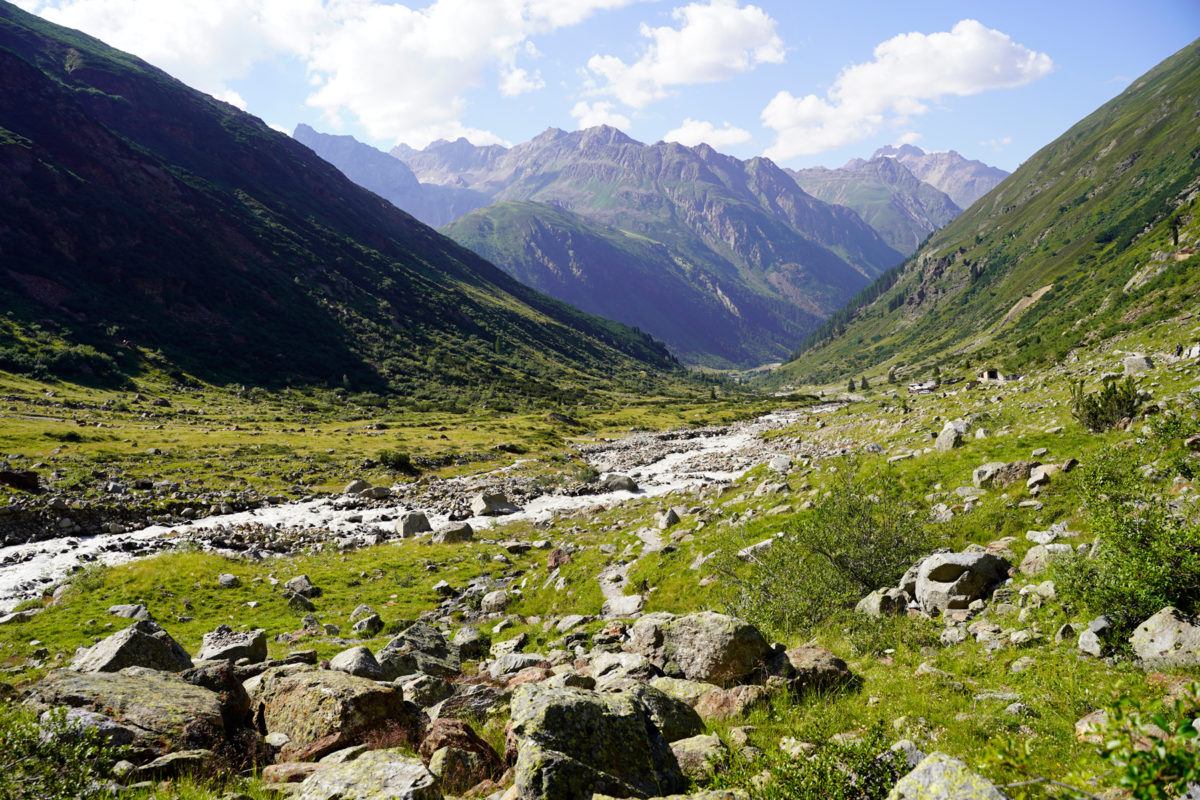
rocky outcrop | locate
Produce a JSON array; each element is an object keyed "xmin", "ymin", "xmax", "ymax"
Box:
[
  {"xmin": 1130, "ymin": 606, "xmax": 1200, "ymax": 669},
  {"xmin": 507, "ymin": 684, "xmax": 687, "ymax": 800},
  {"xmin": 378, "ymin": 622, "xmax": 461, "ymax": 679},
  {"xmin": 886, "ymin": 752, "xmax": 1008, "ymax": 800},
  {"xmin": 195, "ymin": 625, "xmax": 267, "ymax": 663},
  {"xmin": 914, "ymin": 553, "xmax": 1009, "ymax": 614}
]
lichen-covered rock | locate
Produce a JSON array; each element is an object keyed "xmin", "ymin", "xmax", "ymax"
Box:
[
  {"xmin": 249, "ymin": 665, "xmax": 425, "ymax": 761},
  {"xmin": 1018, "ymin": 544, "xmax": 1072, "ymax": 576},
  {"xmin": 293, "ymin": 748, "xmax": 441, "ymax": 800},
  {"xmin": 418, "ymin": 718, "xmax": 504, "ymax": 791},
  {"xmin": 671, "ymin": 733, "xmax": 725, "ymax": 780},
  {"xmin": 431, "ymin": 522, "xmax": 473, "ymax": 544},
  {"xmin": 25, "ymin": 667, "xmax": 238, "ymax": 762},
  {"xmin": 378, "ymin": 622, "xmax": 461, "ymax": 679},
  {"xmin": 781, "ymin": 646, "xmax": 857, "ymax": 694},
  {"xmin": 626, "ymin": 611, "xmax": 770, "ymax": 685},
  {"xmin": 607, "ymin": 681, "xmax": 704, "ymax": 743},
  {"xmin": 71, "ymin": 620, "xmax": 192, "ymax": 673},
  {"xmin": 693, "ymin": 685, "xmax": 770, "ymax": 722},
  {"xmin": 1130, "ymin": 606, "xmax": 1200, "ymax": 669},
  {"xmin": 195, "ymin": 625, "xmax": 267, "ymax": 663},
  {"xmin": 508, "ymin": 684, "xmax": 686, "ymax": 800},
  {"xmin": 915, "ymin": 553, "xmax": 1009, "ymax": 613},
  {"xmin": 397, "ymin": 511, "xmax": 433, "ymax": 538},
  {"xmin": 886, "ymin": 752, "xmax": 1007, "ymax": 800},
  {"xmin": 648, "ymin": 677, "xmax": 716, "ymax": 708},
  {"xmin": 399, "ymin": 673, "xmax": 455, "ymax": 708},
  {"xmin": 429, "ymin": 684, "xmax": 509, "ymax": 721}
]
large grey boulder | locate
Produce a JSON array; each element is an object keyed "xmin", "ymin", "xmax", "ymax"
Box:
[
  {"xmin": 378, "ymin": 622, "xmax": 461, "ymax": 679},
  {"xmin": 625, "ymin": 611, "xmax": 770, "ymax": 685},
  {"xmin": 470, "ymin": 492, "xmax": 519, "ymax": 517},
  {"xmin": 508, "ymin": 684, "xmax": 686, "ymax": 800},
  {"xmin": 935, "ymin": 421, "xmax": 967, "ymax": 453},
  {"xmin": 431, "ymin": 522, "xmax": 473, "ymax": 544},
  {"xmin": 330, "ymin": 646, "xmax": 386, "ymax": 680},
  {"xmin": 611, "ymin": 682, "xmax": 704, "ymax": 743},
  {"xmin": 887, "ymin": 752, "xmax": 1007, "ymax": 800},
  {"xmin": 490, "ymin": 652, "xmax": 547, "ymax": 681},
  {"xmin": 914, "ymin": 553, "xmax": 1009, "ymax": 614},
  {"xmin": 600, "ymin": 473, "xmax": 638, "ymax": 493},
  {"xmin": 195, "ymin": 625, "xmax": 267, "ymax": 663},
  {"xmin": 1019, "ymin": 544, "xmax": 1073, "ymax": 576},
  {"xmin": 71, "ymin": 620, "xmax": 192, "ymax": 673},
  {"xmin": 293, "ymin": 748, "xmax": 441, "ymax": 800},
  {"xmin": 249, "ymin": 665, "xmax": 425, "ymax": 762},
  {"xmin": 1130, "ymin": 606, "xmax": 1200, "ymax": 668},
  {"xmin": 856, "ymin": 588, "xmax": 909, "ymax": 617},
  {"xmin": 972, "ymin": 462, "xmax": 1009, "ymax": 489},
  {"xmin": 396, "ymin": 511, "xmax": 432, "ymax": 538},
  {"xmin": 1123, "ymin": 355, "xmax": 1154, "ymax": 375}
]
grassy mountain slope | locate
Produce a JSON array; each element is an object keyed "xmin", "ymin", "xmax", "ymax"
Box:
[
  {"xmin": 444, "ymin": 200, "xmax": 823, "ymax": 367},
  {"xmin": 790, "ymin": 157, "xmax": 961, "ymax": 255},
  {"xmin": 777, "ymin": 39, "xmax": 1200, "ymax": 386},
  {"xmin": 0, "ymin": 1, "xmax": 679, "ymax": 405}
]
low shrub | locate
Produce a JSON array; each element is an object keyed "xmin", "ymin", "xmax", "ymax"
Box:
[
  {"xmin": 1069, "ymin": 376, "xmax": 1141, "ymax": 432},
  {"xmin": 715, "ymin": 462, "xmax": 940, "ymax": 640},
  {"xmin": 379, "ymin": 449, "xmax": 415, "ymax": 473},
  {"xmin": 0, "ymin": 704, "xmax": 127, "ymax": 800}
]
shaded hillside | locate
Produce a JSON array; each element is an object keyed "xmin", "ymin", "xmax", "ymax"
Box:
[
  {"xmin": 0, "ymin": 1, "xmax": 678, "ymax": 405},
  {"xmin": 874, "ymin": 144, "xmax": 1008, "ymax": 209},
  {"xmin": 790, "ymin": 157, "xmax": 961, "ymax": 254},
  {"xmin": 778, "ymin": 39, "xmax": 1200, "ymax": 386},
  {"xmin": 293, "ymin": 124, "xmax": 488, "ymax": 228},
  {"xmin": 444, "ymin": 201, "xmax": 823, "ymax": 367}
]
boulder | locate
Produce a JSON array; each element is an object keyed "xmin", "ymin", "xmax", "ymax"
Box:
[
  {"xmin": 508, "ymin": 684, "xmax": 686, "ymax": 800},
  {"xmin": 470, "ymin": 492, "xmax": 519, "ymax": 517},
  {"xmin": 601, "ymin": 593, "xmax": 646, "ymax": 618},
  {"xmin": 342, "ymin": 479, "xmax": 371, "ymax": 495},
  {"xmin": 431, "ymin": 522, "xmax": 473, "ymax": 544},
  {"xmin": 430, "ymin": 684, "xmax": 509, "ymax": 722},
  {"xmin": 992, "ymin": 461, "xmax": 1038, "ymax": 489},
  {"xmin": 693, "ymin": 685, "xmax": 771, "ymax": 721},
  {"xmin": 1130, "ymin": 606, "xmax": 1200, "ymax": 669},
  {"xmin": 418, "ymin": 717, "xmax": 504, "ymax": 790},
  {"xmin": 71, "ymin": 620, "xmax": 192, "ymax": 673},
  {"xmin": 1019, "ymin": 544, "xmax": 1073, "ymax": 576},
  {"xmin": 248, "ymin": 665, "xmax": 425, "ymax": 761},
  {"xmin": 293, "ymin": 749, "xmax": 440, "ymax": 800},
  {"xmin": 399, "ymin": 674, "xmax": 455, "ymax": 708},
  {"xmin": 625, "ymin": 611, "xmax": 770, "ymax": 685},
  {"xmin": 481, "ymin": 590, "xmax": 510, "ymax": 614},
  {"xmin": 935, "ymin": 422, "xmax": 965, "ymax": 453},
  {"xmin": 972, "ymin": 462, "xmax": 1009, "ymax": 489},
  {"xmin": 855, "ymin": 588, "xmax": 909, "ymax": 617},
  {"xmin": 26, "ymin": 667, "xmax": 245, "ymax": 763},
  {"xmin": 914, "ymin": 553, "xmax": 1009, "ymax": 613},
  {"xmin": 600, "ymin": 474, "xmax": 638, "ymax": 493},
  {"xmin": 451, "ymin": 626, "xmax": 487, "ymax": 660},
  {"xmin": 1123, "ymin": 355, "xmax": 1154, "ymax": 375},
  {"xmin": 782, "ymin": 646, "xmax": 857, "ymax": 694},
  {"xmin": 611, "ymin": 682, "xmax": 704, "ymax": 743},
  {"xmin": 352, "ymin": 613, "xmax": 384, "ymax": 637},
  {"xmin": 491, "ymin": 653, "xmax": 548, "ymax": 681},
  {"xmin": 887, "ymin": 752, "xmax": 1007, "ymax": 800},
  {"xmin": 671, "ymin": 733, "xmax": 725, "ymax": 781},
  {"xmin": 1077, "ymin": 616, "xmax": 1114, "ymax": 658},
  {"xmin": 195, "ymin": 625, "xmax": 267, "ymax": 663},
  {"xmin": 108, "ymin": 603, "xmax": 151, "ymax": 619},
  {"xmin": 378, "ymin": 622, "xmax": 461, "ymax": 679},
  {"xmin": 285, "ymin": 575, "xmax": 321, "ymax": 598},
  {"xmin": 329, "ymin": 646, "xmax": 386, "ymax": 680},
  {"xmin": 396, "ymin": 511, "xmax": 433, "ymax": 538}
]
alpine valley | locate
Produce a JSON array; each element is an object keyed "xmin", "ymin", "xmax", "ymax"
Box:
[{"xmin": 3, "ymin": 4, "xmax": 1200, "ymax": 800}]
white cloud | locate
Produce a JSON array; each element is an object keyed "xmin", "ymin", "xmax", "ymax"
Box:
[
  {"xmin": 21, "ymin": 0, "xmax": 645, "ymax": 148},
  {"xmin": 763, "ymin": 19, "xmax": 1053, "ymax": 161},
  {"xmin": 663, "ymin": 118, "xmax": 750, "ymax": 147},
  {"xmin": 979, "ymin": 136, "xmax": 1013, "ymax": 151},
  {"xmin": 571, "ymin": 101, "xmax": 631, "ymax": 130},
  {"xmin": 896, "ymin": 131, "xmax": 923, "ymax": 146},
  {"xmin": 587, "ymin": 0, "xmax": 783, "ymax": 108}
]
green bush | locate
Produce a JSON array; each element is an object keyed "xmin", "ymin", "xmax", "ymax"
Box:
[
  {"xmin": 379, "ymin": 449, "xmax": 415, "ymax": 473},
  {"xmin": 1069, "ymin": 376, "xmax": 1141, "ymax": 432},
  {"xmin": 0, "ymin": 704, "xmax": 127, "ymax": 799},
  {"xmin": 716, "ymin": 463, "xmax": 940, "ymax": 640},
  {"xmin": 575, "ymin": 465, "xmax": 601, "ymax": 484},
  {"xmin": 1052, "ymin": 448, "xmax": 1200, "ymax": 638}
]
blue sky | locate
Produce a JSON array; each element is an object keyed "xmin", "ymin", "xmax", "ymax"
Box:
[{"xmin": 15, "ymin": 0, "xmax": 1200, "ymax": 171}]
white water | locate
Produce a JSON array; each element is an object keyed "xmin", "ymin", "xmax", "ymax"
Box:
[{"xmin": 0, "ymin": 406, "xmax": 830, "ymax": 611}]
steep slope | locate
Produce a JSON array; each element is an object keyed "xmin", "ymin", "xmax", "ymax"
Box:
[
  {"xmin": 293, "ymin": 124, "xmax": 488, "ymax": 228},
  {"xmin": 779, "ymin": 39, "xmax": 1200, "ymax": 386},
  {"xmin": 874, "ymin": 144, "xmax": 1008, "ymax": 210},
  {"xmin": 790, "ymin": 157, "xmax": 962, "ymax": 254},
  {"xmin": 0, "ymin": 1, "xmax": 678, "ymax": 403},
  {"xmin": 443, "ymin": 201, "xmax": 822, "ymax": 367}
]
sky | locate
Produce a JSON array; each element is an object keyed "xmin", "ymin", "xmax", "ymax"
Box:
[{"xmin": 12, "ymin": 0, "xmax": 1200, "ymax": 171}]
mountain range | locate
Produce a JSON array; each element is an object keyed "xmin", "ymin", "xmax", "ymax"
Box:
[{"xmin": 0, "ymin": 1, "xmax": 678, "ymax": 405}]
